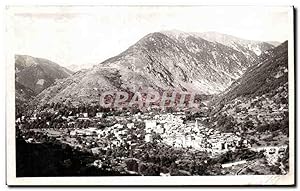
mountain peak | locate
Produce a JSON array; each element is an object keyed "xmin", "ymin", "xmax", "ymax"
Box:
[
  {"xmin": 198, "ymin": 31, "xmax": 274, "ymax": 57},
  {"xmin": 35, "ymin": 30, "xmax": 266, "ymax": 106}
]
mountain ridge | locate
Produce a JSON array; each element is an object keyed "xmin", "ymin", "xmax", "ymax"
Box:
[
  {"xmin": 209, "ymin": 41, "xmax": 288, "ymax": 133},
  {"xmin": 15, "ymin": 55, "xmax": 73, "ymax": 101},
  {"xmin": 33, "ymin": 31, "xmax": 276, "ymax": 106}
]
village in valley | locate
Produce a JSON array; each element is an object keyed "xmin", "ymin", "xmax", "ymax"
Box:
[
  {"xmin": 16, "ymin": 98, "xmax": 289, "ymax": 176},
  {"xmin": 10, "ymin": 4, "xmax": 293, "ymax": 182}
]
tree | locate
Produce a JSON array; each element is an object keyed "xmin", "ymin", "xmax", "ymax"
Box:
[
  {"xmin": 138, "ymin": 163, "xmax": 147, "ymax": 175},
  {"xmin": 125, "ymin": 159, "xmax": 138, "ymax": 172},
  {"xmin": 169, "ymin": 162, "xmax": 179, "ymax": 175},
  {"xmin": 244, "ymin": 120, "xmax": 254, "ymax": 129},
  {"xmin": 105, "ymin": 150, "xmax": 112, "ymax": 158},
  {"xmin": 270, "ymin": 164, "xmax": 282, "ymax": 175},
  {"xmin": 144, "ymin": 164, "xmax": 159, "ymax": 176}
]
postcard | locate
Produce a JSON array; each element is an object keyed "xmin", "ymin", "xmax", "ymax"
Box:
[{"xmin": 5, "ymin": 5, "xmax": 295, "ymax": 186}]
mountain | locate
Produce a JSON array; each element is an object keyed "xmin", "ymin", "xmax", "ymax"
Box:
[
  {"xmin": 209, "ymin": 41, "xmax": 288, "ymax": 133},
  {"xmin": 66, "ymin": 64, "xmax": 94, "ymax": 72},
  {"xmin": 219, "ymin": 41, "xmax": 288, "ymax": 100},
  {"xmin": 266, "ymin": 41, "xmax": 281, "ymax": 47},
  {"xmin": 198, "ymin": 31, "xmax": 274, "ymax": 62},
  {"xmin": 15, "ymin": 55, "xmax": 73, "ymax": 96},
  {"xmin": 15, "ymin": 81, "xmax": 35, "ymax": 105},
  {"xmin": 35, "ymin": 31, "xmax": 272, "ymax": 106},
  {"xmin": 15, "ymin": 81, "xmax": 37, "ymax": 117}
]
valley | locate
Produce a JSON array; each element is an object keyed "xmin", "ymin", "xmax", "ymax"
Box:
[{"xmin": 15, "ymin": 31, "xmax": 289, "ymax": 177}]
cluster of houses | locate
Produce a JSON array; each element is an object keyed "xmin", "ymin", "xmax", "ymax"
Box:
[
  {"xmin": 251, "ymin": 145, "xmax": 288, "ymax": 165},
  {"xmin": 16, "ymin": 111, "xmax": 106, "ymax": 129},
  {"xmin": 144, "ymin": 113, "xmax": 185, "ymax": 143},
  {"xmin": 144, "ymin": 113, "xmax": 251, "ymax": 154},
  {"xmin": 70, "ymin": 127, "xmax": 99, "ymax": 136},
  {"xmin": 67, "ymin": 119, "xmax": 146, "ymax": 155},
  {"xmin": 69, "ymin": 123, "xmax": 129, "ymax": 146}
]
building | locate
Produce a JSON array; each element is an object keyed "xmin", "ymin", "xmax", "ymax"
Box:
[
  {"xmin": 16, "ymin": 118, "xmax": 21, "ymax": 123},
  {"xmin": 68, "ymin": 115, "xmax": 76, "ymax": 120},
  {"xmin": 25, "ymin": 138, "xmax": 34, "ymax": 143},
  {"xmin": 96, "ymin": 112, "xmax": 104, "ymax": 118},
  {"xmin": 154, "ymin": 124, "xmax": 165, "ymax": 134},
  {"xmin": 145, "ymin": 120, "xmax": 157, "ymax": 129},
  {"xmin": 185, "ymin": 135, "xmax": 193, "ymax": 147},
  {"xmin": 70, "ymin": 128, "xmax": 97, "ymax": 136},
  {"xmin": 91, "ymin": 147, "xmax": 101, "ymax": 155},
  {"xmin": 145, "ymin": 120, "xmax": 157, "ymax": 134},
  {"xmin": 70, "ymin": 130, "xmax": 77, "ymax": 136},
  {"xmin": 77, "ymin": 113, "xmax": 88, "ymax": 118},
  {"xmin": 30, "ymin": 114, "xmax": 37, "ymax": 120},
  {"xmin": 91, "ymin": 160, "xmax": 103, "ymax": 168},
  {"xmin": 145, "ymin": 134, "xmax": 153, "ymax": 143},
  {"xmin": 195, "ymin": 118, "xmax": 204, "ymax": 128},
  {"xmin": 127, "ymin": 123, "xmax": 135, "ymax": 129},
  {"xmin": 113, "ymin": 124, "xmax": 124, "ymax": 129}
]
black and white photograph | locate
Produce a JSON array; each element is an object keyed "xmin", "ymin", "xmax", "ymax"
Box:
[{"xmin": 5, "ymin": 5, "xmax": 295, "ymax": 186}]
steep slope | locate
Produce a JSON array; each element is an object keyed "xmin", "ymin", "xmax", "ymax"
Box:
[
  {"xmin": 100, "ymin": 32, "xmax": 250, "ymax": 92},
  {"xmin": 198, "ymin": 31, "xmax": 274, "ymax": 62},
  {"xmin": 209, "ymin": 41, "xmax": 288, "ymax": 133},
  {"xmin": 15, "ymin": 55, "xmax": 73, "ymax": 95},
  {"xmin": 15, "ymin": 81, "xmax": 35, "ymax": 105},
  {"xmin": 35, "ymin": 31, "xmax": 268, "ymax": 106},
  {"xmin": 219, "ymin": 41, "xmax": 288, "ymax": 100},
  {"xmin": 266, "ymin": 41, "xmax": 281, "ymax": 47},
  {"xmin": 15, "ymin": 81, "xmax": 36, "ymax": 118}
]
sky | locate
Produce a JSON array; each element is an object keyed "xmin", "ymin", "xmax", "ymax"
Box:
[{"xmin": 11, "ymin": 6, "xmax": 291, "ymax": 67}]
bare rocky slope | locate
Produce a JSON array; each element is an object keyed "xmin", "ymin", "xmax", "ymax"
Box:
[{"xmin": 198, "ymin": 31, "xmax": 274, "ymax": 61}]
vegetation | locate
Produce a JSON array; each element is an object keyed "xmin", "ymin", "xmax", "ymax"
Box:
[{"xmin": 16, "ymin": 134, "xmax": 131, "ymax": 177}]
